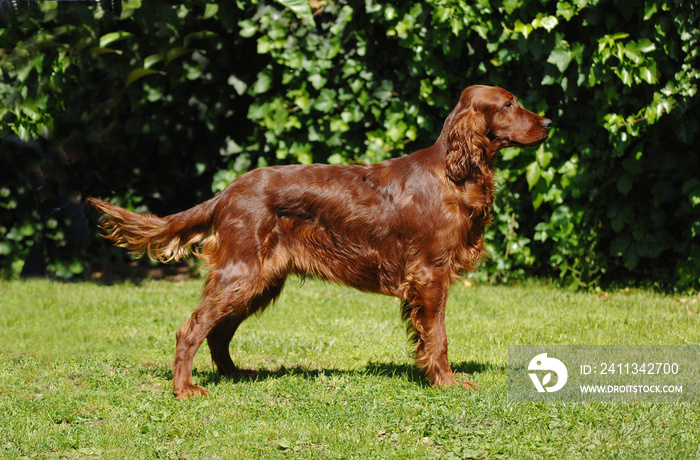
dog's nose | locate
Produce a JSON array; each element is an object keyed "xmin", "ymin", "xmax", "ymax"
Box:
[{"xmin": 542, "ymin": 118, "xmax": 553, "ymax": 130}]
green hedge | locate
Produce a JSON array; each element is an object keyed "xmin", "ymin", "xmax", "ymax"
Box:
[{"xmin": 1, "ymin": 0, "xmax": 698, "ymax": 290}]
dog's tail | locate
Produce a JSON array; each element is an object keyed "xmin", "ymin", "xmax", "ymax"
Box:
[{"xmin": 86, "ymin": 196, "xmax": 220, "ymax": 263}]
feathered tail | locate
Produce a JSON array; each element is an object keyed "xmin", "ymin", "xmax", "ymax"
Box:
[{"xmin": 86, "ymin": 197, "xmax": 220, "ymax": 263}]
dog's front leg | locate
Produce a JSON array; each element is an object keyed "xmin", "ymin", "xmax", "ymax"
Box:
[{"xmin": 402, "ymin": 278, "xmax": 475, "ymax": 389}]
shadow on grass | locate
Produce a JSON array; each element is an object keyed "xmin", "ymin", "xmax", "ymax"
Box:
[{"xmin": 140, "ymin": 359, "xmax": 504, "ymax": 391}]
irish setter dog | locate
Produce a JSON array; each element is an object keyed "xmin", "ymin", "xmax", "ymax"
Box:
[{"xmin": 88, "ymin": 85, "xmax": 552, "ymax": 399}]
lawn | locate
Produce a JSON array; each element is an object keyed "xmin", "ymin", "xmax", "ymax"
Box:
[{"xmin": 0, "ymin": 278, "xmax": 698, "ymax": 459}]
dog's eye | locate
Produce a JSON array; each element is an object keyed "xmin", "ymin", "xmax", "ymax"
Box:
[{"xmin": 504, "ymin": 101, "xmax": 513, "ymax": 108}]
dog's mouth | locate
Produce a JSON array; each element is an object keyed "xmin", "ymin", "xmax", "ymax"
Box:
[
  {"xmin": 513, "ymin": 134, "xmax": 550, "ymax": 148},
  {"xmin": 490, "ymin": 132, "xmax": 550, "ymax": 149},
  {"xmin": 487, "ymin": 134, "xmax": 507, "ymax": 146}
]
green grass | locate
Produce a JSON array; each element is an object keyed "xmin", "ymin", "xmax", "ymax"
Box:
[{"xmin": 0, "ymin": 278, "xmax": 698, "ymax": 459}]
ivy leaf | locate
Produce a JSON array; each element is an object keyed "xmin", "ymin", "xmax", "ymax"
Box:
[
  {"xmin": 616, "ymin": 68, "xmax": 633, "ymax": 86},
  {"xmin": 251, "ymin": 70, "xmax": 273, "ymax": 95},
  {"xmin": 503, "ymin": 0, "xmax": 518, "ymax": 15},
  {"xmin": 227, "ymin": 75, "xmax": 248, "ymax": 96},
  {"xmin": 143, "ymin": 54, "xmax": 164, "ymax": 69},
  {"xmin": 548, "ymin": 46, "xmax": 573, "ymax": 73},
  {"xmin": 308, "ymin": 74, "xmax": 327, "ymax": 90},
  {"xmin": 88, "ymin": 47, "xmax": 122, "ymax": 57},
  {"xmin": 540, "ymin": 16, "xmax": 559, "ymax": 32},
  {"xmin": 273, "ymin": 0, "xmax": 315, "ymax": 26},
  {"xmin": 239, "ymin": 20, "xmax": 257, "ymax": 38},
  {"xmin": 526, "ymin": 161, "xmax": 541, "ymax": 190},
  {"xmin": 623, "ymin": 42, "xmax": 643, "ymax": 64},
  {"xmin": 638, "ymin": 66, "xmax": 657, "ymax": 84},
  {"xmin": 184, "ymin": 31, "xmax": 218, "ymax": 43},
  {"xmin": 637, "ymin": 38, "xmax": 656, "ymax": 53},
  {"xmin": 203, "ymin": 4, "xmax": 218, "ymax": 20},
  {"xmin": 513, "ymin": 20, "xmax": 533, "ymax": 38},
  {"xmin": 125, "ymin": 68, "xmax": 165, "ymax": 87},
  {"xmin": 556, "ymin": 2, "xmax": 577, "ymax": 21},
  {"xmin": 165, "ymin": 46, "xmax": 193, "ymax": 65},
  {"xmin": 314, "ymin": 88, "xmax": 336, "ymax": 113},
  {"xmin": 99, "ymin": 31, "xmax": 132, "ymax": 48},
  {"xmin": 373, "ymin": 80, "xmax": 394, "ymax": 102},
  {"xmin": 644, "ymin": 2, "xmax": 658, "ymax": 20},
  {"xmin": 533, "ymin": 191, "xmax": 548, "ymax": 211},
  {"xmin": 537, "ymin": 146, "xmax": 553, "ymax": 168}
]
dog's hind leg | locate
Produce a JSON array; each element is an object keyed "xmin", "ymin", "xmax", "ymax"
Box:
[
  {"xmin": 206, "ymin": 317, "xmax": 243, "ymax": 378},
  {"xmin": 172, "ymin": 267, "xmax": 286, "ymax": 399},
  {"xmin": 206, "ymin": 277, "xmax": 286, "ymax": 378},
  {"xmin": 172, "ymin": 296, "xmax": 219, "ymax": 400}
]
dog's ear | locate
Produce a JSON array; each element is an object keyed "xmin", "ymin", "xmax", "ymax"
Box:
[{"xmin": 445, "ymin": 107, "xmax": 489, "ymax": 184}]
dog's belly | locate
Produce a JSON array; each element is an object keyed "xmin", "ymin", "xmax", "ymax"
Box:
[{"xmin": 272, "ymin": 216, "xmax": 403, "ymax": 296}]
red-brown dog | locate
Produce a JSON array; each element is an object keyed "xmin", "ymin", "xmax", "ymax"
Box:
[{"xmin": 89, "ymin": 85, "xmax": 551, "ymax": 399}]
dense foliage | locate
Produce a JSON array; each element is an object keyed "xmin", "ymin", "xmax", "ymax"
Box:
[{"xmin": 0, "ymin": 0, "xmax": 698, "ymax": 290}]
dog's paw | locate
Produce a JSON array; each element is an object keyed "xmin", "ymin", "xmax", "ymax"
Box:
[
  {"xmin": 456, "ymin": 380, "xmax": 479, "ymax": 390},
  {"xmin": 453, "ymin": 374, "xmax": 479, "ymax": 390},
  {"xmin": 174, "ymin": 384, "xmax": 210, "ymax": 400}
]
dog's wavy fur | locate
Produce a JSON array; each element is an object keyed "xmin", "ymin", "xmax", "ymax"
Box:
[{"xmin": 88, "ymin": 85, "xmax": 552, "ymax": 399}]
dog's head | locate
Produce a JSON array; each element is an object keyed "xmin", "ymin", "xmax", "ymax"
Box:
[{"xmin": 444, "ymin": 85, "xmax": 552, "ymax": 183}]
